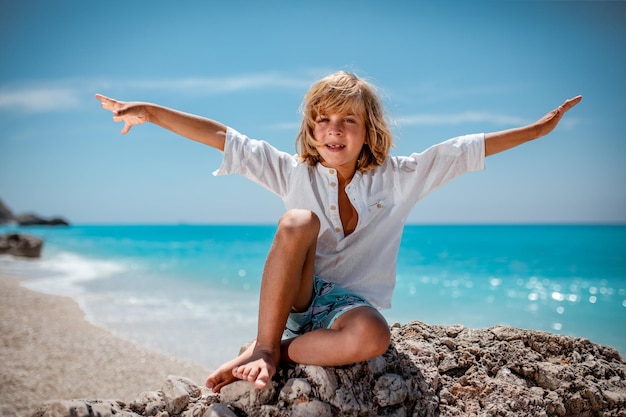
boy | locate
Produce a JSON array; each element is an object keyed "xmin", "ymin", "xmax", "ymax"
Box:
[{"xmin": 97, "ymin": 71, "xmax": 581, "ymax": 392}]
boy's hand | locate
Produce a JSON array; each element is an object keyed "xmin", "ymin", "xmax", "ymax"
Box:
[
  {"xmin": 534, "ymin": 95, "xmax": 582, "ymax": 138},
  {"xmin": 96, "ymin": 94, "xmax": 148, "ymax": 135},
  {"xmin": 484, "ymin": 95, "xmax": 582, "ymax": 156}
]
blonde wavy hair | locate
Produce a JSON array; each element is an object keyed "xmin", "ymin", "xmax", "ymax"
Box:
[{"xmin": 296, "ymin": 71, "xmax": 393, "ymax": 172}]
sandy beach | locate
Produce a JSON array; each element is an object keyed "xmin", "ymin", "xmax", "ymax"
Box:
[{"xmin": 0, "ymin": 276, "xmax": 210, "ymax": 417}]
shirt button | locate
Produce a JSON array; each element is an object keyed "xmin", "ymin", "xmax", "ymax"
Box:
[
  {"xmin": 330, "ymin": 205, "xmax": 337, "ymax": 210},
  {"xmin": 329, "ymin": 169, "xmax": 335, "ymax": 175},
  {"xmin": 335, "ymin": 227, "xmax": 341, "ymax": 233},
  {"xmin": 330, "ymin": 182, "xmax": 337, "ymax": 187}
]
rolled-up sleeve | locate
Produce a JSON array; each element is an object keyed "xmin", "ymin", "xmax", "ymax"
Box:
[
  {"xmin": 213, "ymin": 126, "xmax": 298, "ymax": 198},
  {"xmin": 396, "ymin": 133, "xmax": 485, "ymax": 204}
]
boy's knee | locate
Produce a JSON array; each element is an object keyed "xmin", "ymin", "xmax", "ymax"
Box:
[
  {"xmin": 368, "ymin": 323, "xmax": 391, "ymax": 357},
  {"xmin": 277, "ymin": 209, "xmax": 320, "ymax": 238},
  {"xmin": 352, "ymin": 328, "xmax": 390, "ymax": 360},
  {"xmin": 346, "ymin": 310, "xmax": 391, "ymax": 359}
]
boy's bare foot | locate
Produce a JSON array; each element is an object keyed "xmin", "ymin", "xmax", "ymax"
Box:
[
  {"xmin": 231, "ymin": 349, "xmax": 277, "ymax": 389},
  {"xmin": 205, "ymin": 342, "xmax": 279, "ymax": 392}
]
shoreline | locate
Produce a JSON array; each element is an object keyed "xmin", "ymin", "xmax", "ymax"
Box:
[{"xmin": 0, "ymin": 275, "xmax": 209, "ymax": 417}]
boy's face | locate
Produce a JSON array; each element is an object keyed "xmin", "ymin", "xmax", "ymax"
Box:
[{"xmin": 313, "ymin": 110, "xmax": 366, "ymax": 178}]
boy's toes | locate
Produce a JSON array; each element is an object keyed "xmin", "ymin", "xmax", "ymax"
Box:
[
  {"xmin": 205, "ymin": 376, "xmax": 224, "ymax": 393},
  {"xmin": 245, "ymin": 367, "xmax": 260, "ymax": 381},
  {"xmin": 254, "ymin": 368, "xmax": 271, "ymax": 389},
  {"xmin": 205, "ymin": 374, "xmax": 222, "ymax": 390}
]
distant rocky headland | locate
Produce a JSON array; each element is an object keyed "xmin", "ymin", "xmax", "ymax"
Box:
[
  {"xmin": 0, "ymin": 198, "xmax": 70, "ymax": 227},
  {"xmin": 32, "ymin": 321, "xmax": 625, "ymax": 417}
]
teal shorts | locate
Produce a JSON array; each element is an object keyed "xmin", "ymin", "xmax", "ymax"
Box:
[{"xmin": 283, "ymin": 276, "xmax": 374, "ymax": 339}]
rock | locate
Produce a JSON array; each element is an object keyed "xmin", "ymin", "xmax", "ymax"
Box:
[
  {"xmin": 31, "ymin": 322, "xmax": 626, "ymax": 417},
  {"xmin": 278, "ymin": 378, "xmax": 312, "ymax": 402},
  {"xmin": 163, "ymin": 387, "xmax": 187, "ymax": 415},
  {"xmin": 297, "ymin": 365, "xmax": 338, "ymax": 403},
  {"xmin": 31, "ymin": 399, "xmax": 138, "ymax": 417},
  {"xmin": 291, "ymin": 399, "xmax": 333, "ymax": 417},
  {"xmin": 373, "ymin": 373, "xmax": 407, "ymax": 406},
  {"xmin": 202, "ymin": 403, "xmax": 238, "ymax": 417},
  {"xmin": 129, "ymin": 390, "xmax": 164, "ymax": 415},
  {"xmin": 15, "ymin": 212, "xmax": 70, "ymax": 226},
  {"xmin": 0, "ymin": 233, "xmax": 43, "ymax": 258},
  {"xmin": 219, "ymin": 380, "xmax": 276, "ymax": 415},
  {"xmin": 161, "ymin": 375, "xmax": 202, "ymax": 415}
]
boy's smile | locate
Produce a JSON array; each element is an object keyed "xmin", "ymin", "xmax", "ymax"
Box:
[{"xmin": 314, "ymin": 112, "xmax": 366, "ymax": 180}]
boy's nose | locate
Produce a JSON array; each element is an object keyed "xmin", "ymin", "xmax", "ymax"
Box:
[{"xmin": 328, "ymin": 121, "xmax": 343, "ymax": 134}]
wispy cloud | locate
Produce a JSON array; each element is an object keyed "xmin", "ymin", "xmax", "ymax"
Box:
[
  {"xmin": 395, "ymin": 112, "xmax": 530, "ymax": 127},
  {"xmin": 124, "ymin": 73, "xmax": 312, "ymax": 93},
  {"xmin": 0, "ymin": 72, "xmax": 316, "ymax": 113},
  {"xmin": 0, "ymin": 86, "xmax": 82, "ymax": 112}
]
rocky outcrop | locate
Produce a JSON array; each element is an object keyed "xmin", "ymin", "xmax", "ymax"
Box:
[
  {"xmin": 32, "ymin": 322, "xmax": 626, "ymax": 417},
  {"xmin": 0, "ymin": 233, "xmax": 43, "ymax": 258}
]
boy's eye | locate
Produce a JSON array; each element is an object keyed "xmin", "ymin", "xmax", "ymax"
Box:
[{"xmin": 316, "ymin": 117, "xmax": 329, "ymax": 123}]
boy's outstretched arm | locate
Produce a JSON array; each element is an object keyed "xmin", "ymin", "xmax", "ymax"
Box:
[
  {"xmin": 484, "ymin": 95, "xmax": 582, "ymax": 157},
  {"xmin": 95, "ymin": 94, "xmax": 227, "ymax": 151}
]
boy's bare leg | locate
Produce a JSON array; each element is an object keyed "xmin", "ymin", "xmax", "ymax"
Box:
[
  {"xmin": 281, "ymin": 305, "xmax": 391, "ymax": 366},
  {"xmin": 205, "ymin": 209, "xmax": 319, "ymax": 392}
]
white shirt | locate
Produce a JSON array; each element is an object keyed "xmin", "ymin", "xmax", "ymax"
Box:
[{"xmin": 214, "ymin": 127, "xmax": 485, "ymax": 308}]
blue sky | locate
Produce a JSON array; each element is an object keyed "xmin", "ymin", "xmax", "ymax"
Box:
[{"xmin": 1, "ymin": 0, "xmax": 624, "ymax": 224}]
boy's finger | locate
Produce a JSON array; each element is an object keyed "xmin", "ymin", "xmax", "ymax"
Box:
[
  {"xmin": 556, "ymin": 96, "xmax": 581, "ymax": 116},
  {"xmin": 95, "ymin": 94, "xmax": 121, "ymax": 111},
  {"xmin": 564, "ymin": 95, "xmax": 582, "ymax": 111},
  {"xmin": 95, "ymin": 94, "xmax": 112, "ymax": 105}
]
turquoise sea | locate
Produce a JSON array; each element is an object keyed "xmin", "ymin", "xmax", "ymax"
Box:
[{"xmin": 1, "ymin": 224, "xmax": 624, "ymax": 370}]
